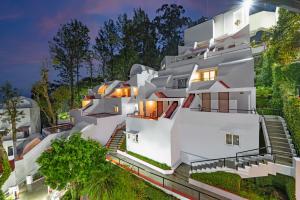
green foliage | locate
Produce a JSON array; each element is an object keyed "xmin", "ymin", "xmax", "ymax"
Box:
[
  {"xmin": 191, "ymin": 172, "xmax": 241, "ymax": 193},
  {"xmin": 0, "ymin": 190, "xmax": 5, "ymax": 200},
  {"xmin": 100, "ymin": 166, "xmax": 175, "ymax": 200},
  {"xmin": 191, "ymin": 172, "xmax": 295, "ymax": 199},
  {"xmin": 127, "ymin": 151, "xmax": 171, "ymax": 170},
  {"xmin": 58, "ymin": 112, "xmax": 70, "ymax": 120},
  {"xmin": 266, "ymin": 8, "xmax": 300, "ymax": 65},
  {"xmin": 256, "ymin": 53, "xmax": 273, "ymax": 87},
  {"xmin": 51, "ymin": 86, "xmax": 71, "ymax": 113},
  {"xmin": 37, "ymin": 133, "xmax": 107, "ymax": 199},
  {"xmin": 154, "ymin": 4, "xmax": 191, "ymax": 57},
  {"xmin": 50, "ymin": 19, "xmax": 90, "ymax": 109}
]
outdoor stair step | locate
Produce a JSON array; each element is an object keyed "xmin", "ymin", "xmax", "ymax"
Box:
[
  {"xmin": 270, "ymin": 136, "xmax": 288, "ymax": 141},
  {"xmin": 272, "ymin": 150, "xmax": 293, "ymax": 157},
  {"xmin": 272, "ymin": 146, "xmax": 292, "ymax": 152},
  {"xmin": 271, "ymin": 141, "xmax": 290, "ymax": 148},
  {"xmin": 268, "ymin": 132, "xmax": 286, "ymax": 137}
]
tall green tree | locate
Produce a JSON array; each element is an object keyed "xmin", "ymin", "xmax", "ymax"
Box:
[
  {"xmin": 0, "ymin": 130, "xmax": 11, "ymax": 199},
  {"xmin": 32, "ymin": 64, "xmax": 57, "ymax": 126},
  {"xmin": 131, "ymin": 8, "xmax": 159, "ymax": 67},
  {"xmin": 154, "ymin": 4, "xmax": 191, "ymax": 57},
  {"xmin": 0, "ymin": 82, "xmax": 24, "ymax": 160},
  {"xmin": 50, "ymin": 19, "xmax": 90, "ymax": 108},
  {"xmin": 37, "ymin": 133, "xmax": 108, "ymax": 200},
  {"xmin": 94, "ymin": 19, "xmax": 120, "ymax": 80}
]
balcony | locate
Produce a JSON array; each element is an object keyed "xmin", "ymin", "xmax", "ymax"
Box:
[{"xmin": 127, "ymin": 113, "xmax": 158, "ymax": 120}]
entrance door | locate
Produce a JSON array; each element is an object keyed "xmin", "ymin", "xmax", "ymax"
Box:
[
  {"xmin": 202, "ymin": 93, "xmax": 211, "ymax": 112},
  {"xmin": 157, "ymin": 101, "xmax": 163, "ymax": 117},
  {"xmin": 219, "ymin": 92, "xmax": 229, "ymax": 113}
]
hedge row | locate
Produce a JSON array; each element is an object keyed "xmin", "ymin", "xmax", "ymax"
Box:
[{"xmin": 190, "ymin": 171, "xmax": 241, "ymax": 193}]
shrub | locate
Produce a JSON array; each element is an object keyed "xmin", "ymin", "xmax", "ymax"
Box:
[
  {"xmin": 191, "ymin": 172, "xmax": 241, "ymax": 193},
  {"xmin": 0, "ymin": 190, "xmax": 5, "ymax": 200},
  {"xmin": 127, "ymin": 151, "xmax": 171, "ymax": 170}
]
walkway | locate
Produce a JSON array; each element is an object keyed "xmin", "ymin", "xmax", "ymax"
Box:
[{"xmin": 107, "ymin": 152, "xmax": 229, "ymax": 200}]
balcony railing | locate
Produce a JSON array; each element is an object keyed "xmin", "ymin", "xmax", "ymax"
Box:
[
  {"xmin": 127, "ymin": 114, "xmax": 158, "ymax": 120},
  {"xmin": 42, "ymin": 123, "xmax": 73, "ymax": 135},
  {"xmin": 190, "ymin": 107, "xmax": 256, "ymax": 114}
]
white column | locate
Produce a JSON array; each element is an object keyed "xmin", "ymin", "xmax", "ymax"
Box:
[{"xmin": 293, "ymin": 157, "xmax": 300, "ymax": 200}]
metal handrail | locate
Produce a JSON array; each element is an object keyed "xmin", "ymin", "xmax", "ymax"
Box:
[
  {"xmin": 190, "ymin": 107, "xmax": 257, "ymax": 114},
  {"xmin": 107, "ymin": 153, "xmax": 221, "ymax": 200}
]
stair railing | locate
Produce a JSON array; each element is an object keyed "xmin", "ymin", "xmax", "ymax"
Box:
[
  {"xmin": 105, "ymin": 121, "xmax": 126, "ymax": 148},
  {"xmin": 190, "ymin": 146, "xmax": 275, "ymax": 173}
]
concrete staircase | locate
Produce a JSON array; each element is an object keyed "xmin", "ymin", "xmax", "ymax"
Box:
[
  {"xmin": 174, "ymin": 163, "xmax": 190, "ymax": 181},
  {"xmin": 106, "ymin": 123, "xmax": 126, "ymax": 152},
  {"xmin": 264, "ymin": 116, "xmax": 297, "ymax": 166}
]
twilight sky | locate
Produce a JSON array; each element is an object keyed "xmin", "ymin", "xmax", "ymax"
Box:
[{"xmin": 0, "ymin": 0, "xmax": 241, "ymax": 96}]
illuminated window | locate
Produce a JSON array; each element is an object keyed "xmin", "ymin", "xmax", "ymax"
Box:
[
  {"xmin": 114, "ymin": 106, "xmax": 119, "ymax": 113},
  {"xmin": 193, "ymin": 68, "xmax": 217, "ymax": 82}
]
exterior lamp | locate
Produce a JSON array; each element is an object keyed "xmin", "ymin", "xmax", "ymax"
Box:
[{"xmin": 243, "ymin": 0, "xmax": 253, "ymax": 9}]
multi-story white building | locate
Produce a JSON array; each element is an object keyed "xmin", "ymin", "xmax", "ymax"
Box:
[{"xmin": 70, "ymin": 5, "xmax": 299, "ymax": 187}]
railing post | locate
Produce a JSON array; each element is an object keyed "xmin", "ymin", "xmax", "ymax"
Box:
[
  {"xmin": 118, "ymin": 158, "xmax": 120, "ymax": 165},
  {"xmin": 198, "ymin": 191, "xmax": 201, "ymax": 200},
  {"xmin": 163, "ymin": 177, "xmax": 165, "ymax": 187},
  {"xmin": 138, "ymin": 167, "xmax": 139, "ymax": 175}
]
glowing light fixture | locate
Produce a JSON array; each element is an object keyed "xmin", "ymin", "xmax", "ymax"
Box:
[{"xmin": 243, "ymin": 0, "xmax": 253, "ymax": 9}]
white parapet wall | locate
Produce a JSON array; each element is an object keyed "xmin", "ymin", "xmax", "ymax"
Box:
[
  {"xmin": 173, "ymin": 109, "xmax": 260, "ymax": 164},
  {"xmin": 81, "ymin": 114, "xmax": 124, "ymax": 145},
  {"xmin": 293, "ymin": 157, "xmax": 300, "ymax": 200}
]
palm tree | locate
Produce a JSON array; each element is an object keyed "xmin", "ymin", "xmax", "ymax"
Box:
[{"xmin": 0, "ymin": 129, "xmax": 11, "ymax": 193}]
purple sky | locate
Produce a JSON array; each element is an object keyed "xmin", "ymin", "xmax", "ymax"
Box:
[{"xmin": 0, "ymin": 0, "xmax": 240, "ymax": 96}]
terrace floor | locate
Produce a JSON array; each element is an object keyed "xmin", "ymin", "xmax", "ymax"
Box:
[{"xmin": 86, "ymin": 113, "xmax": 120, "ymax": 118}]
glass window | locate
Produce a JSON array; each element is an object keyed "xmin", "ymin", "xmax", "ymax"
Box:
[
  {"xmin": 177, "ymin": 78, "xmax": 188, "ymax": 89},
  {"xmin": 233, "ymin": 135, "xmax": 239, "ymax": 145},
  {"xmin": 210, "ymin": 71, "xmax": 215, "ymax": 80},
  {"xmin": 226, "ymin": 134, "xmax": 232, "ymax": 145},
  {"xmin": 203, "ymin": 72, "xmax": 210, "ymax": 81},
  {"xmin": 8, "ymin": 146, "xmax": 13, "ymax": 156}
]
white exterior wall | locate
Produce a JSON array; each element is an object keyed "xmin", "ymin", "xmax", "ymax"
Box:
[
  {"xmin": 250, "ymin": 11, "xmax": 277, "ymax": 35},
  {"xmin": 184, "ymin": 20, "xmax": 214, "ymax": 45},
  {"xmin": 174, "ymin": 109, "xmax": 260, "ymax": 164},
  {"xmin": 126, "ymin": 117, "xmax": 175, "ymax": 166},
  {"xmin": 81, "ymin": 115, "xmax": 124, "ymax": 145}
]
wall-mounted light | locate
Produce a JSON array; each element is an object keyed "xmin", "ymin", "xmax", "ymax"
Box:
[{"xmin": 243, "ymin": 0, "xmax": 253, "ymax": 9}]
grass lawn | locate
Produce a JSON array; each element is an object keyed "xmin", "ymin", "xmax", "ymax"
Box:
[
  {"xmin": 105, "ymin": 167, "xmax": 177, "ymax": 200},
  {"xmin": 127, "ymin": 151, "xmax": 171, "ymax": 170},
  {"xmin": 191, "ymin": 172, "xmax": 295, "ymax": 200}
]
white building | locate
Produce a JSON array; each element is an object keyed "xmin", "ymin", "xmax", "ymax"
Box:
[
  {"xmin": 0, "ymin": 97, "xmax": 41, "ymax": 161},
  {"xmin": 69, "ymin": 5, "xmax": 299, "ymax": 189}
]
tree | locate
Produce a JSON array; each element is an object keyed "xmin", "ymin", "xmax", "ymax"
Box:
[
  {"xmin": 94, "ymin": 19, "xmax": 120, "ymax": 80},
  {"xmin": 0, "ymin": 130, "xmax": 11, "ymax": 199},
  {"xmin": 85, "ymin": 51, "xmax": 95, "ymax": 88},
  {"xmin": 50, "ymin": 19, "xmax": 90, "ymax": 108},
  {"xmin": 131, "ymin": 8, "xmax": 159, "ymax": 67},
  {"xmin": 154, "ymin": 4, "xmax": 191, "ymax": 57},
  {"xmin": 265, "ymin": 8, "xmax": 300, "ymax": 65},
  {"xmin": 32, "ymin": 64, "xmax": 57, "ymax": 126},
  {"xmin": 0, "ymin": 82, "xmax": 24, "ymax": 160},
  {"xmin": 37, "ymin": 133, "xmax": 108, "ymax": 199}
]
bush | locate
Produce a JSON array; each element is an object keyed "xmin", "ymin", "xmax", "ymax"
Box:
[
  {"xmin": 127, "ymin": 151, "xmax": 171, "ymax": 170},
  {"xmin": 0, "ymin": 190, "xmax": 5, "ymax": 200},
  {"xmin": 191, "ymin": 172, "xmax": 241, "ymax": 193}
]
